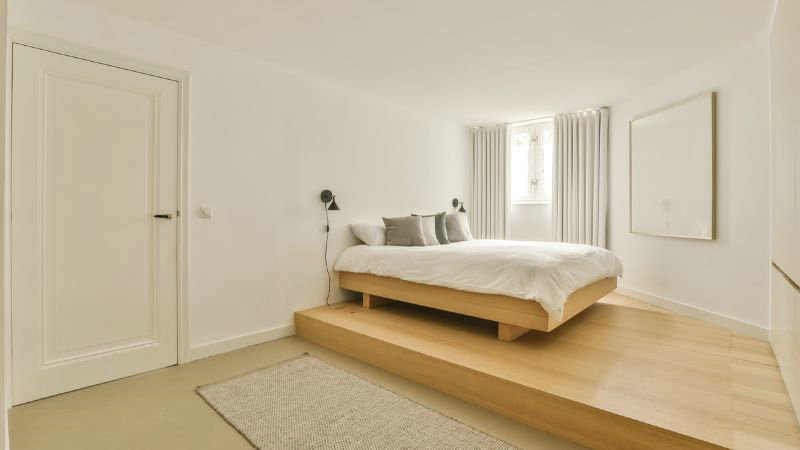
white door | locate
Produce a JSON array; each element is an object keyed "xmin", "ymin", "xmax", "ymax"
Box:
[{"xmin": 11, "ymin": 44, "xmax": 180, "ymax": 404}]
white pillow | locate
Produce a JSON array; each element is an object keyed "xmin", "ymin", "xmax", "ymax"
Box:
[
  {"xmin": 420, "ymin": 216, "xmax": 440, "ymax": 245},
  {"xmin": 349, "ymin": 223, "xmax": 386, "ymax": 246},
  {"xmin": 445, "ymin": 213, "xmax": 474, "ymax": 242}
]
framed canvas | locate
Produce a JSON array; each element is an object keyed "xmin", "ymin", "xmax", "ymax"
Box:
[{"xmin": 629, "ymin": 92, "xmax": 716, "ymax": 240}]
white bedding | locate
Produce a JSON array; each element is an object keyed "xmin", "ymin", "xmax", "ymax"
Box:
[{"xmin": 334, "ymin": 239, "xmax": 623, "ymax": 321}]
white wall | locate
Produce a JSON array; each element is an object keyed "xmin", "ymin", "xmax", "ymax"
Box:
[
  {"xmin": 509, "ymin": 204, "xmax": 552, "ymax": 241},
  {"xmin": 609, "ymin": 35, "xmax": 771, "ymax": 329},
  {"xmin": 9, "ymin": 0, "xmax": 469, "ymax": 356}
]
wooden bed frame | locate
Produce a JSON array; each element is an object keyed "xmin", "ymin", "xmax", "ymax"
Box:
[{"xmin": 338, "ymin": 271, "xmax": 617, "ymax": 341}]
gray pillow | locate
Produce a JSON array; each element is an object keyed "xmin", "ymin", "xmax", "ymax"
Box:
[
  {"xmin": 382, "ymin": 216, "xmax": 427, "ymax": 246},
  {"xmin": 412, "ymin": 212, "xmax": 449, "ymax": 244},
  {"xmin": 445, "ymin": 213, "xmax": 474, "ymax": 242},
  {"xmin": 419, "ymin": 216, "xmax": 440, "ymax": 246}
]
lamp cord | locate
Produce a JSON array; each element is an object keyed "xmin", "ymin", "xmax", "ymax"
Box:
[{"xmin": 323, "ymin": 203, "xmax": 331, "ymax": 306}]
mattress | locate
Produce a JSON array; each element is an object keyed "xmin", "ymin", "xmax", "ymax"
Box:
[{"xmin": 334, "ymin": 239, "xmax": 623, "ymax": 321}]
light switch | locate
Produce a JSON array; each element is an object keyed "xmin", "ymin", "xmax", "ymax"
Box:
[{"xmin": 199, "ymin": 207, "xmax": 214, "ymax": 218}]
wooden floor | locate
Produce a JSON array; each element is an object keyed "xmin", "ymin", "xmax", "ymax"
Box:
[{"xmin": 295, "ymin": 293, "xmax": 800, "ymax": 450}]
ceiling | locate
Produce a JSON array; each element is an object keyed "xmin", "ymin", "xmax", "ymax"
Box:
[{"xmin": 77, "ymin": 0, "xmax": 773, "ymax": 125}]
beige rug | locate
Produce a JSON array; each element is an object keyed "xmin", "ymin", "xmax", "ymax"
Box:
[{"xmin": 196, "ymin": 354, "xmax": 516, "ymax": 449}]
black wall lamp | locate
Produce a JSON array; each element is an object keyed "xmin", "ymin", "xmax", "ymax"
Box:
[
  {"xmin": 321, "ymin": 189, "xmax": 340, "ymax": 211},
  {"xmin": 320, "ymin": 189, "xmax": 340, "ymax": 307},
  {"xmin": 452, "ymin": 198, "xmax": 466, "ymax": 213}
]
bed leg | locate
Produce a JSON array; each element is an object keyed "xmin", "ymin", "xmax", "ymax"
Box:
[
  {"xmin": 498, "ymin": 323, "xmax": 530, "ymax": 341},
  {"xmin": 362, "ymin": 293, "xmax": 393, "ymax": 309}
]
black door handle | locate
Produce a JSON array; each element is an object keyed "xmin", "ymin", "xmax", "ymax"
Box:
[{"xmin": 153, "ymin": 213, "xmax": 173, "ymax": 219}]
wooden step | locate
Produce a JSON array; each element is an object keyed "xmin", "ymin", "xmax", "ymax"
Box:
[{"xmin": 295, "ymin": 295, "xmax": 800, "ymax": 449}]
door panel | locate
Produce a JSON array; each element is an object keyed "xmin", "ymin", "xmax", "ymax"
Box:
[
  {"xmin": 771, "ymin": 267, "xmax": 796, "ymax": 401},
  {"xmin": 772, "ymin": 120, "xmax": 796, "ymax": 278},
  {"xmin": 771, "ymin": 1, "xmax": 800, "ymax": 284},
  {"xmin": 771, "ymin": 265, "xmax": 800, "ymax": 424},
  {"xmin": 11, "ymin": 44, "xmax": 179, "ymax": 404}
]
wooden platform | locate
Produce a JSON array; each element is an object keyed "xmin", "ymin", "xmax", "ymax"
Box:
[{"xmin": 295, "ymin": 293, "xmax": 800, "ymax": 449}]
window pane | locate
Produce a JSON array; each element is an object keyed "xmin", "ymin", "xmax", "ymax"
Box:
[{"xmin": 510, "ymin": 132, "xmax": 530, "ymax": 200}]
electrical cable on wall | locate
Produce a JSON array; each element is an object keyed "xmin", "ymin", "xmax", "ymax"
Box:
[{"xmin": 323, "ymin": 202, "xmax": 331, "ymax": 306}]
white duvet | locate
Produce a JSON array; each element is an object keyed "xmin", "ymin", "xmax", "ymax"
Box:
[{"xmin": 334, "ymin": 239, "xmax": 623, "ymax": 321}]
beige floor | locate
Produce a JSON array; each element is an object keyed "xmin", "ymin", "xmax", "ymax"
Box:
[{"xmin": 9, "ymin": 335, "xmax": 583, "ymax": 450}]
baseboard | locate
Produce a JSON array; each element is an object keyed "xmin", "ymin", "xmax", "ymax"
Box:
[
  {"xmin": 614, "ymin": 287, "xmax": 769, "ymax": 341},
  {"xmin": 188, "ymin": 323, "xmax": 295, "ymax": 362}
]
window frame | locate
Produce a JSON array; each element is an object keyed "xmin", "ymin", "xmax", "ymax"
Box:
[{"xmin": 508, "ymin": 118, "xmax": 554, "ymax": 205}]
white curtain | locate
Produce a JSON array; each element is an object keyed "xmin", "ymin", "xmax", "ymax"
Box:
[
  {"xmin": 552, "ymin": 108, "xmax": 609, "ymax": 247},
  {"xmin": 470, "ymin": 125, "xmax": 507, "ymax": 239}
]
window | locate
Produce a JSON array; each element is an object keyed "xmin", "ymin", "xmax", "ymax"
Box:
[{"xmin": 510, "ymin": 119, "xmax": 553, "ymax": 203}]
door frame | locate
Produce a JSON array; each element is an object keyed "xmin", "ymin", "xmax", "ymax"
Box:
[{"xmin": 6, "ymin": 30, "xmax": 192, "ymax": 379}]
